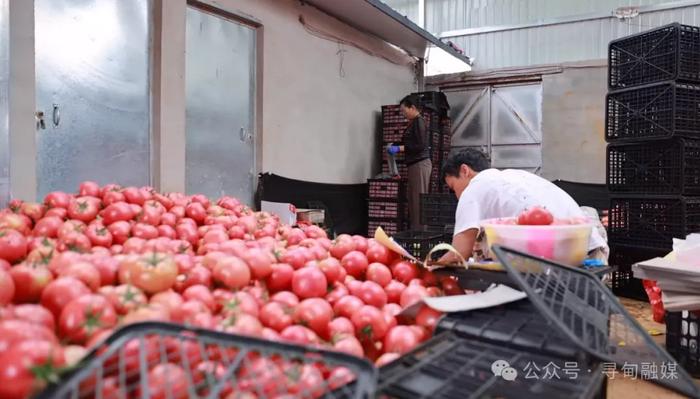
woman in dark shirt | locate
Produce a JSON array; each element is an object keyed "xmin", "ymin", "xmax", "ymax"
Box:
[{"xmin": 387, "ymin": 95, "xmax": 432, "ymax": 230}]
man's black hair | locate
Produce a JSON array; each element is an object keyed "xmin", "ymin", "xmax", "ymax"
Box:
[
  {"xmin": 399, "ymin": 95, "xmax": 418, "ymax": 109},
  {"xmin": 442, "ymin": 148, "xmax": 491, "ymax": 178}
]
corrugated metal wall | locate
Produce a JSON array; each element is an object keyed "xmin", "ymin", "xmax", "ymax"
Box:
[{"xmin": 383, "ymin": 0, "xmax": 700, "ymax": 69}]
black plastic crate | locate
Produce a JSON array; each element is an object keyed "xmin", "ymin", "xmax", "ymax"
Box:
[
  {"xmin": 609, "ymin": 245, "xmax": 668, "ymax": 300},
  {"xmin": 410, "ymin": 91, "xmax": 450, "ymax": 113},
  {"xmin": 368, "ymin": 200, "xmax": 407, "ymax": 219},
  {"xmin": 368, "ymin": 178, "xmax": 406, "ymax": 200},
  {"xmin": 666, "ymin": 311, "xmax": 700, "ymax": 378},
  {"xmin": 392, "ymin": 230, "xmax": 444, "ymax": 260},
  {"xmin": 382, "ymin": 126, "xmax": 405, "ymax": 143},
  {"xmin": 491, "ymin": 245, "xmax": 700, "ymax": 398},
  {"xmin": 607, "ymin": 138, "xmax": 700, "ymax": 195},
  {"xmin": 420, "ymin": 193, "xmax": 457, "ymax": 226},
  {"xmin": 608, "ymin": 196, "xmax": 700, "ymax": 250},
  {"xmin": 436, "ymin": 300, "xmax": 586, "ymax": 360},
  {"xmin": 378, "ymin": 332, "xmax": 605, "ymax": 399},
  {"xmin": 606, "ymin": 81, "xmax": 700, "ymax": 142},
  {"xmin": 609, "ymin": 23, "xmax": 700, "ymax": 89},
  {"xmin": 38, "ymin": 322, "xmax": 376, "ymax": 399},
  {"xmin": 368, "ymin": 218, "xmax": 407, "ymax": 237}
]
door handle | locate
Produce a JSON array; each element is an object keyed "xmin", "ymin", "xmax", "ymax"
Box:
[
  {"xmin": 52, "ymin": 104, "xmax": 60, "ymax": 127},
  {"xmin": 240, "ymin": 127, "xmax": 246, "ymax": 142}
]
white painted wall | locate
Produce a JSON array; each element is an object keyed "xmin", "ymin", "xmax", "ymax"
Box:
[
  {"xmin": 195, "ymin": 0, "xmax": 417, "ymax": 185},
  {"xmin": 540, "ymin": 64, "xmax": 607, "ymax": 184}
]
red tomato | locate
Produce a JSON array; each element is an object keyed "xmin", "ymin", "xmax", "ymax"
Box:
[
  {"xmin": 32, "ymin": 216, "xmax": 63, "ymax": 238},
  {"xmin": 421, "ymin": 270, "xmax": 439, "ymax": 287},
  {"xmin": 102, "ymin": 190, "xmax": 125, "ymax": 206},
  {"xmin": 138, "ymin": 363, "xmax": 189, "ymax": 399},
  {"xmin": 213, "ymin": 256, "xmax": 250, "ymax": 289},
  {"xmin": 318, "ymin": 257, "xmax": 344, "ymax": 284},
  {"xmin": 352, "ymin": 305, "xmax": 389, "ymax": 341},
  {"xmin": 183, "ymin": 284, "xmax": 215, "ymax": 311},
  {"xmin": 67, "ymin": 197, "xmax": 100, "ymax": 222},
  {"xmin": 328, "ymin": 316, "xmax": 355, "ymax": 338},
  {"xmin": 59, "ymin": 294, "xmax": 117, "ymax": 344},
  {"xmin": 118, "ymin": 252, "xmax": 178, "ymax": 294},
  {"xmin": 328, "ymin": 366, "xmax": 356, "ymax": 390},
  {"xmin": 334, "ymin": 335, "xmax": 364, "ymax": 357},
  {"xmin": 100, "ymin": 284, "xmax": 148, "ymax": 315},
  {"xmin": 0, "ymin": 229, "xmax": 28, "ymax": 264},
  {"xmin": 59, "ymin": 261, "xmax": 101, "ymax": 291},
  {"xmin": 390, "ymin": 261, "xmax": 419, "ymax": 285},
  {"xmin": 280, "ymin": 248, "xmax": 308, "ymax": 270},
  {"xmin": 358, "ymin": 280, "xmax": 388, "ymax": 308},
  {"xmin": 384, "ymin": 280, "xmax": 406, "ymax": 303},
  {"xmin": 58, "ymin": 232, "xmax": 92, "ymax": 253},
  {"xmin": 0, "ymin": 320, "xmax": 57, "ymax": 353},
  {"xmin": 265, "ymin": 263, "xmax": 294, "ymax": 293},
  {"xmin": 426, "ymin": 286, "xmax": 443, "ymax": 297},
  {"xmin": 293, "ymin": 298, "xmax": 333, "ymax": 338},
  {"xmin": 416, "ymin": 305, "xmax": 443, "ymax": 332},
  {"xmin": 10, "ymin": 304, "xmax": 55, "ymax": 331},
  {"xmin": 221, "ymin": 291, "xmax": 259, "ymax": 318},
  {"xmin": 101, "ymin": 202, "xmax": 134, "ymax": 225},
  {"xmin": 440, "ymin": 276, "xmax": 464, "ymax": 295},
  {"xmin": 160, "ymin": 212, "xmax": 178, "ymax": 227},
  {"xmin": 149, "ymin": 290, "xmax": 184, "ymax": 314},
  {"xmin": 171, "ymin": 300, "xmax": 210, "ymax": 324},
  {"xmin": 341, "ymin": 251, "xmax": 369, "ymax": 278},
  {"xmin": 517, "ymin": 206, "xmax": 554, "ymax": 225},
  {"xmin": 78, "ymin": 181, "xmax": 100, "ymax": 197},
  {"xmin": 85, "ymin": 223, "xmax": 113, "ymax": 248},
  {"xmin": 19, "ymin": 202, "xmax": 45, "ymax": 223},
  {"xmin": 333, "ymin": 295, "xmax": 364, "ymax": 319},
  {"xmin": 0, "ymin": 340, "xmax": 65, "ymax": 399},
  {"xmin": 375, "ymin": 352, "xmax": 401, "ymax": 367},
  {"xmin": 137, "ymin": 202, "xmax": 163, "ymax": 226},
  {"xmin": 325, "ymin": 282, "xmax": 349, "ymax": 305},
  {"xmin": 400, "ymin": 285, "xmax": 429, "ymax": 308},
  {"xmin": 260, "ymin": 301, "xmax": 293, "ymax": 332},
  {"xmin": 90, "ymin": 255, "xmax": 119, "ymax": 286},
  {"xmin": 0, "ymin": 259, "xmax": 9, "ymax": 272},
  {"xmin": 366, "ymin": 244, "xmax": 393, "ymax": 265},
  {"xmin": 366, "ymin": 262, "xmax": 392, "ymax": 287},
  {"xmin": 241, "ymin": 248, "xmax": 273, "ymax": 279},
  {"xmin": 185, "ymin": 203, "xmax": 207, "ymax": 224},
  {"xmin": 44, "ymin": 207, "xmax": 67, "ymax": 219},
  {"xmin": 220, "ymin": 313, "xmax": 262, "ymax": 337},
  {"xmin": 346, "ymin": 278, "xmax": 362, "ymax": 297},
  {"xmin": 0, "ymin": 269, "xmax": 14, "ymax": 305},
  {"xmin": 44, "ymin": 191, "xmax": 72, "ymax": 209},
  {"xmin": 280, "ymin": 325, "xmax": 319, "ymax": 345},
  {"xmin": 174, "ymin": 265, "xmax": 212, "ymax": 292},
  {"xmin": 176, "ymin": 223, "xmax": 199, "ymax": 246},
  {"xmin": 40, "ymin": 277, "xmax": 90, "ymax": 320},
  {"xmin": 383, "ymin": 303, "xmax": 402, "ymax": 317},
  {"xmin": 271, "ymin": 291, "xmax": 299, "ymax": 308},
  {"xmin": 122, "ymin": 187, "xmax": 149, "ymax": 206},
  {"xmin": 10, "ymin": 263, "xmax": 53, "ymax": 303},
  {"xmin": 292, "ymin": 266, "xmax": 327, "ymax": 299},
  {"xmin": 351, "ymin": 235, "xmax": 368, "ymax": 254},
  {"xmin": 106, "ymin": 220, "xmax": 131, "ymax": 245},
  {"xmin": 384, "ymin": 325, "xmax": 420, "ymax": 354},
  {"xmin": 329, "ymin": 235, "xmax": 355, "ymax": 259}
]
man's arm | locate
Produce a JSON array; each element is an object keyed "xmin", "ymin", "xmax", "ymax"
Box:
[{"xmin": 437, "ymin": 228, "xmax": 478, "ymax": 264}]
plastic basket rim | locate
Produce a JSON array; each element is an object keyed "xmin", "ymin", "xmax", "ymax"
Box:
[
  {"xmin": 491, "ymin": 245, "xmax": 700, "ymax": 399},
  {"xmin": 37, "ymin": 321, "xmax": 378, "ymax": 399}
]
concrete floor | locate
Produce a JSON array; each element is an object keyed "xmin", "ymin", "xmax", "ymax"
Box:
[{"xmin": 608, "ymin": 298, "xmax": 695, "ymax": 399}]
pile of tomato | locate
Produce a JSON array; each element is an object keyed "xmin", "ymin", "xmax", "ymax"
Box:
[{"xmin": 0, "ymin": 182, "xmax": 462, "ymax": 399}]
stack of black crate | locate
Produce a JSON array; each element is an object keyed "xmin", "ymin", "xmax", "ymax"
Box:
[{"xmin": 606, "ymin": 23, "xmax": 700, "ymax": 300}]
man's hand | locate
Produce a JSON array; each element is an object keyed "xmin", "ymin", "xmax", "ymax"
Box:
[{"xmin": 437, "ymin": 229, "xmax": 478, "ymax": 264}]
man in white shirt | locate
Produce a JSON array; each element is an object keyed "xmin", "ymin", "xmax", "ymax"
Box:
[{"xmin": 438, "ymin": 149, "xmax": 608, "ymax": 264}]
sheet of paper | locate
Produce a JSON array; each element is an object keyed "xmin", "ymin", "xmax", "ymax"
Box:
[{"xmin": 399, "ymin": 284, "xmax": 527, "ymax": 318}]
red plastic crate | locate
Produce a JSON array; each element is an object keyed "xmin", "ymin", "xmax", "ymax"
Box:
[
  {"xmin": 368, "ymin": 179, "xmax": 407, "ymax": 200},
  {"xmin": 368, "ymin": 200, "xmax": 408, "ymax": 219},
  {"xmin": 368, "ymin": 218, "xmax": 407, "ymax": 237}
]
